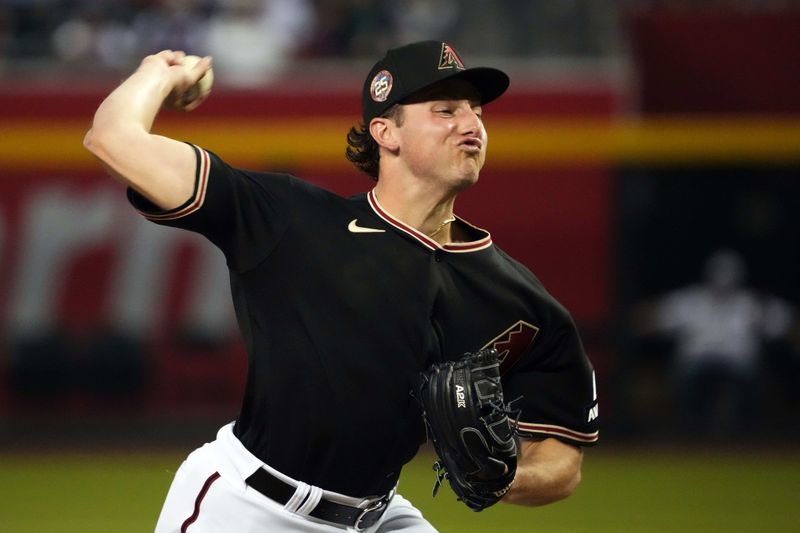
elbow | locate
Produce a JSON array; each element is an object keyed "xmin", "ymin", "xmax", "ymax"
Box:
[
  {"xmin": 551, "ymin": 466, "xmax": 581, "ymax": 503},
  {"xmin": 83, "ymin": 126, "xmax": 110, "ymax": 161},
  {"xmin": 83, "ymin": 120, "xmax": 138, "ymax": 159},
  {"xmin": 527, "ymin": 467, "xmax": 581, "ymax": 506},
  {"xmin": 83, "ymin": 127, "xmax": 99, "ymax": 155},
  {"xmin": 506, "ymin": 455, "xmax": 583, "ymax": 507}
]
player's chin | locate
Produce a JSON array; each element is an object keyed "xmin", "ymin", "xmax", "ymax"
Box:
[
  {"xmin": 464, "ymin": 152, "xmax": 485, "ymax": 171},
  {"xmin": 451, "ymin": 167, "xmax": 481, "ymax": 191},
  {"xmin": 463, "ymin": 156, "xmax": 484, "ymax": 178}
]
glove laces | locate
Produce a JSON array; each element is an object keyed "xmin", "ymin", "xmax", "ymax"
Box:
[{"xmin": 431, "ymin": 461, "xmax": 448, "ymax": 497}]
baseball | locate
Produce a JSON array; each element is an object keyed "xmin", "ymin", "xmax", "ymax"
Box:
[{"xmin": 169, "ymin": 54, "xmax": 213, "ymax": 111}]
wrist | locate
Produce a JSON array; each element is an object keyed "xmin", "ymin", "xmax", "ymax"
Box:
[{"xmin": 134, "ymin": 61, "xmax": 177, "ymax": 99}]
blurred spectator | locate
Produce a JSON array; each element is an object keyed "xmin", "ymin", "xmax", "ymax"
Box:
[
  {"xmin": 0, "ymin": 7, "xmax": 10, "ymax": 68},
  {"xmin": 302, "ymin": 0, "xmax": 393, "ymax": 58},
  {"xmin": 130, "ymin": 0, "xmax": 211, "ymax": 61},
  {"xmin": 4, "ymin": 0, "xmax": 61, "ymax": 59},
  {"xmin": 389, "ymin": 0, "xmax": 460, "ymax": 45},
  {"xmin": 50, "ymin": 2, "xmax": 130, "ymax": 67},
  {"xmin": 201, "ymin": 0, "xmax": 315, "ymax": 86},
  {"xmin": 0, "ymin": 0, "xmax": 625, "ymax": 77},
  {"xmin": 454, "ymin": 0, "xmax": 619, "ymax": 57},
  {"xmin": 633, "ymin": 249, "xmax": 797, "ymax": 438}
]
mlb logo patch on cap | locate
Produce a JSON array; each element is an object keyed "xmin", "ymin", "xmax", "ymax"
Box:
[{"xmin": 370, "ymin": 70, "xmax": 393, "ymax": 103}]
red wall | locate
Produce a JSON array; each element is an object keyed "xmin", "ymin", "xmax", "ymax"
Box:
[
  {"xmin": 0, "ymin": 83, "xmax": 618, "ymax": 414},
  {"xmin": 628, "ymin": 10, "xmax": 800, "ymax": 114}
]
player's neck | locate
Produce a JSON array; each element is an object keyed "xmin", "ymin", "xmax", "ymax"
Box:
[{"xmin": 372, "ymin": 179, "xmax": 459, "ymax": 244}]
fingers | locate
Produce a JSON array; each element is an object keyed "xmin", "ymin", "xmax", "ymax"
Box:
[
  {"xmin": 186, "ymin": 56, "xmax": 213, "ymax": 84},
  {"xmin": 181, "ymin": 92, "xmax": 208, "ymax": 112},
  {"xmin": 158, "ymin": 49, "xmax": 187, "ymax": 65},
  {"xmin": 138, "ymin": 50, "xmax": 178, "ymax": 73},
  {"xmin": 140, "ymin": 51, "xmax": 213, "ymax": 86},
  {"xmin": 191, "ymin": 55, "xmax": 213, "ymax": 70},
  {"xmin": 141, "ymin": 50, "xmax": 193, "ymax": 68},
  {"xmin": 163, "ymin": 54, "xmax": 214, "ymax": 112}
]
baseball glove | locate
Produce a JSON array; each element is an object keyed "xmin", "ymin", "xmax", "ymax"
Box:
[{"xmin": 417, "ymin": 348, "xmax": 520, "ymax": 511}]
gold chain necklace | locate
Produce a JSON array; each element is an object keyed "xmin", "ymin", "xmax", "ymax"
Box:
[{"xmin": 427, "ymin": 216, "xmax": 456, "ymax": 238}]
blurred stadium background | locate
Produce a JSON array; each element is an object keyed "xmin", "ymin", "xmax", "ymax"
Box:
[{"xmin": 1, "ymin": 1, "xmax": 799, "ymax": 531}]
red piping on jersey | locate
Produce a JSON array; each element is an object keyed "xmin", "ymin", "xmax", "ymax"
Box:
[
  {"xmin": 367, "ymin": 190, "xmax": 492, "ymax": 253},
  {"xmin": 181, "ymin": 471, "xmax": 221, "ymax": 532},
  {"xmin": 142, "ymin": 146, "xmax": 210, "ymax": 221},
  {"xmin": 515, "ymin": 421, "xmax": 599, "ymax": 443}
]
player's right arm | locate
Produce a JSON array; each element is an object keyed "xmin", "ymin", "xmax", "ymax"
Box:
[{"xmin": 83, "ymin": 50, "xmax": 212, "ymax": 210}]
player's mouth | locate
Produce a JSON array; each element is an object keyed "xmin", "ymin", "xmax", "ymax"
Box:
[{"xmin": 458, "ymin": 138, "xmax": 483, "ymax": 153}]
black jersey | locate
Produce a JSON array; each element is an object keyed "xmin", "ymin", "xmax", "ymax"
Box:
[{"xmin": 128, "ymin": 145, "xmax": 599, "ymax": 497}]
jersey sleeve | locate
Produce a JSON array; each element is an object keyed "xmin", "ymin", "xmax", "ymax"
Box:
[
  {"xmin": 502, "ymin": 303, "xmax": 599, "ymax": 447},
  {"xmin": 126, "ymin": 144, "xmax": 294, "ymax": 272}
]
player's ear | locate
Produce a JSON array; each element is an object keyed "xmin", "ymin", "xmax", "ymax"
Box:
[{"xmin": 369, "ymin": 117, "xmax": 400, "ymax": 152}]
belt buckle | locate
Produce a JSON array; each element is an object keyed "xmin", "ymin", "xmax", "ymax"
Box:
[{"xmin": 354, "ymin": 489, "xmax": 394, "ymax": 531}]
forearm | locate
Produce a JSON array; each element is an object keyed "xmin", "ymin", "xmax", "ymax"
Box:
[
  {"xmin": 89, "ymin": 61, "xmax": 173, "ymax": 141},
  {"xmin": 84, "ymin": 51, "xmax": 206, "ymax": 209},
  {"xmin": 503, "ymin": 438, "xmax": 583, "ymax": 506},
  {"xmin": 84, "ymin": 53, "xmax": 179, "ymax": 185}
]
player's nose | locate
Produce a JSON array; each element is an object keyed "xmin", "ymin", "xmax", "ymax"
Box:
[{"xmin": 456, "ymin": 105, "xmax": 483, "ymax": 137}]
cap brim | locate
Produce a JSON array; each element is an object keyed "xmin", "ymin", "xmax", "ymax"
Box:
[{"xmin": 447, "ymin": 67, "xmax": 510, "ymax": 106}]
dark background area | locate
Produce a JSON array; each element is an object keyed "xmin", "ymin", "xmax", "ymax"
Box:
[{"xmin": 613, "ymin": 164, "xmax": 800, "ymax": 439}]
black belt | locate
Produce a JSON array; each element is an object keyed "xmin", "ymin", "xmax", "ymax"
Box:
[{"xmin": 245, "ymin": 467, "xmax": 393, "ymax": 531}]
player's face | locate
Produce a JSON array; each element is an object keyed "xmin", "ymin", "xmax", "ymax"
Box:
[{"xmin": 395, "ymin": 79, "xmax": 486, "ymax": 190}]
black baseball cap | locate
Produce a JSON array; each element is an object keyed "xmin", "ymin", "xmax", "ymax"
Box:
[{"xmin": 361, "ymin": 40, "xmax": 510, "ymax": 124}]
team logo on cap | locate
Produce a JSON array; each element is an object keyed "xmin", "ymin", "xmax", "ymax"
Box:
[
  {"xmin": 370, "ymin": 70, "xmax": 393, "ymax": 102},
  {"xmin": 438, "ymin": 43, "xmax": 465, "ymax": 70}
]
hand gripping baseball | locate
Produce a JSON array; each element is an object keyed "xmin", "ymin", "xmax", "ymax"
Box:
[
  {"xmin": 418, "ymin": 348, "xmax": 520, "ymax": 511},
  {"xmin": 154, "ymin": 51, "xmax": 214, "ymax": 112}
]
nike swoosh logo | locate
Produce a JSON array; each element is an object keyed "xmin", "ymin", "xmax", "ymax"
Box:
[{"xmin": 348, "ymin": 219, "xmax": 386, "ymax": 233}]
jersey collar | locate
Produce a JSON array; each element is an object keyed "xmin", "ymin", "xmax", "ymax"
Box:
[{"xmin": 367, "ymin": 190, "xmax": 492, "ymax": 253}]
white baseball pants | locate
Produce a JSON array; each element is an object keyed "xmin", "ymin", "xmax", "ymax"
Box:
[{"xmin": 153, "ymin": 422, "xmax": 438, "ymax": 532}]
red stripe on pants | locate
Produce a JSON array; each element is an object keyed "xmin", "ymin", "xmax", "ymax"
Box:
[{"xmin": 181, "ymin": 472, "xmax": 221, "ymax": 532}]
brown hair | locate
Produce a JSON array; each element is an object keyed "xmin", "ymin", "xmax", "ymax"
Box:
[{"xmin": 345, "ymin": 104, "xmax": 404, "ymax": 180}]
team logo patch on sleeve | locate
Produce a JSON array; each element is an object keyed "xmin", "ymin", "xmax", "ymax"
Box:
[
  {"xmin": 587, "ymin": 370, "xmax": 599, "ymax": 422},
  {"xmin": 370, "ymin": 70, "xmax": 393, "ymax": 102},
  {"xmin": 438, "ymin": 43, "xmax": 465, "ymax": 70},
  {"xmin": 482, "ymin": 320, "xmax": 539, "ymax": 374}
]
